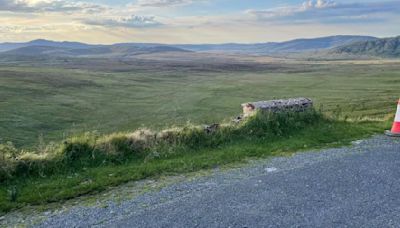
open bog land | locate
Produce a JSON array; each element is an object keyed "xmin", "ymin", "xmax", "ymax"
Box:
[
  {"xmin": 0, "ymin": 56, "xmax": 399, "ymax": 147},
  {"xmin": 0, "ymin": 54, "xmax": 398, "ymax": 215}
]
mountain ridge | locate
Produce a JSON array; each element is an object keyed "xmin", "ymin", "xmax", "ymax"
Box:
[
  {"xmin": 2, "ymin": 44, "xmax": 190, "ymax": 57},
  {"xmin": 332, "ymin": 36, "xmax": 400, "ymax": 57},
  {"xmin": 0, "ymin": 35, "xmax": 387, "ymax": 58}
]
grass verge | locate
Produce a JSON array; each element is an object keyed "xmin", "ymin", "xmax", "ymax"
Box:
[{"xmin": 0, "ymin": 110, "xmax": 390, "ymax": 214}]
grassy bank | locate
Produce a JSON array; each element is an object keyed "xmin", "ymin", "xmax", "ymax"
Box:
[{"xmin": 0, "ymin": 110, "xmax": 389, "ymax": 214}]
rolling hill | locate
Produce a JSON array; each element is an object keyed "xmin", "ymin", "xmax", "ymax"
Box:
[
  {"xmin": 174, "ymin": 35, "xmax": 377, "ymax": 54},
  {"xmin": 1, "ymin": 43, "xmax": 191, "ymax": 58},
  {"xmin": 0, "ymin": 39, "xmax": 95, "ymax": 52},
  {"xmin": 332, "ymin": 36, "xmax": 400, "ymax": 58},
  {"xmin": 3, "ymin": 46, "xmax": 70, "ymax": 56},
  {"xmin": 0, "ymin": 35, "xmax": 378, "ymax": 57}
]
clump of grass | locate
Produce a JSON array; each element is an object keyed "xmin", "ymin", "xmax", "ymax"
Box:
[
  {"xmin": 0, "ymin": 142, "xmax": 19, "ymax": 181},
  {"xmin": 8, "ymin": 186, "xmax": 18, "ymax": 202},
  {"xmin": 0, "ymin": 109, "xmax": 322, "ymax": 183}
]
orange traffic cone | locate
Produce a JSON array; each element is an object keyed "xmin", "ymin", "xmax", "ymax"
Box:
[{"xmin": 385, "ymin": 99, "xmax": 400, "ymax": 137}]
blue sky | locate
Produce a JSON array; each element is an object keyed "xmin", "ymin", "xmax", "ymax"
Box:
[{"xmin": 0, "ymin": 0, "xmax": 399, "ymax": 43}]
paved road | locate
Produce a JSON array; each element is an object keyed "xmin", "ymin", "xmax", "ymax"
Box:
[{"xmin": 36, "ymin": 135, "xmax": 400, "ymax": 228}]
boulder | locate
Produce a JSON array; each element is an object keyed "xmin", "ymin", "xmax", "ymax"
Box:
[{"xmin": 241, "ymin": 98, "xmax": 313, "ymax": 116}]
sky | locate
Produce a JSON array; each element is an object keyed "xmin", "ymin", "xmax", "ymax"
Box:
[{"xmin": 0, "ymin": 0, "xmax": 399, "ymax": 44}]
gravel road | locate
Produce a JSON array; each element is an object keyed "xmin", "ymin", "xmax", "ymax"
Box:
[{"xmin": 4, "ymin": 135, "xmax": 400, "ymax": 227}]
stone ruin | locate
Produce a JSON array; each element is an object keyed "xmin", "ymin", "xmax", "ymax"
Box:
[{"xmin": 241, "ymin": 97, "xmax": 313, "ymax": 117}]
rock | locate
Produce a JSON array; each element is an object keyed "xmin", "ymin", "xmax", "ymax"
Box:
[
  {"xmin": 232, "ymin": 115, "xmax": 243, "ymax": 123},
  {"xmin": 265, "ymin": 167, "xmax": 278, "ymax": 173},
  {"xmin": 242, "ymin": 97, "xmax": 313, "ymax": 116},
  {"xmin": 352, "ymin": 140, "xmax": 363, "ymax": 145},
  {"xmin": 204, "ymin": 124, "xmax": 220, "ymax": 134}
]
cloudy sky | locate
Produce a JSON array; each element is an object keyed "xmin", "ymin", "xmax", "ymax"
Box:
[{"xmin": 0, "ymin": 0, "xmax": 399, "ymax": 43}]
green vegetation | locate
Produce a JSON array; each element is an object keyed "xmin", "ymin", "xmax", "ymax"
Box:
[
  {"xmin": 1, "ymin": 110, "xmax": 320, "ymax": 182},
  {"xmin": 334, "ymin": 36, "xmax": 400, "ymax": 58},
  {"xmin": 0, "ymin": 57, "xmax": 398, "ymax": 214},
  {"xmin": 0, "ymin": 60, "xmax": 399, "ymax": 147},
  {"xmin": 0, "ymin": 109, "xmax": 390, "ymax": 213}
]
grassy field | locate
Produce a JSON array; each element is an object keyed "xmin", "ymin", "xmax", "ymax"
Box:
[
  {"xmin": 0, "ymin": 56, "xmax": 398, "ymax": 214},
  {"xmin": 0, "ymin": 57, "xmax": 399, "ymax": 148}
]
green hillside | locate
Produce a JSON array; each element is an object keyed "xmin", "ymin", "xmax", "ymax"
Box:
[{"xmin": 333, "ymin": 36, "xmax": 400, "ymax": 57}]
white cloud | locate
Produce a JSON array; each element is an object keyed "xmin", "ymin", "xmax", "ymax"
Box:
[
  {"xmin": 136, "ymin": 0, "xmax": 202, "ymax": 8},
  {"xmin": 248, "ymin": 0, "xmax": 338, "ymax": 19},
  {"xmin": 0, "ymin": 0, "xmax": 164, "ymax": 30},
  {"xmin": 302, "ymin": 0, "xmax": 336, "ymax": 10},
  {"xmin": 247, "ymin": 0, "xmax": 400, "ymax": 24},
  {"xmin": 83, "ymin": 15, "xmax": 162, "ymax": 28},
  {"xmin": 0, "ymin": 0, "xmax": 106, "ymax": 13}
]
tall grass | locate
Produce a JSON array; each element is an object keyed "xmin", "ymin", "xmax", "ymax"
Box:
[
  {"xmin": 1, "ymin": 108, "xmax": 389, "ymax": 214},
  {"xmin": 0, "ymin": 109, "xmax": 322, "ymax": 183}
]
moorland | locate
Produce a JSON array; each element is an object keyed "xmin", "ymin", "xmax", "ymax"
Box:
[{"xmin": 0, "ymin": 53, "xmax": 399, "ymax": 147}]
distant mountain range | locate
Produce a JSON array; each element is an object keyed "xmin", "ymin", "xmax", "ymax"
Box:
[
  {"xmin": 332, "ymin": 36, "xmax": 400, "ymax": 58},
  {"xmin": 175, "ymin": 35, "xmax": 378, "ymax": 54},
  {"xmin": 0, "ymin": 39, "xmax": 93, "ymax": 52},
  {"xmin": 0, "ymin": 39, "xmax": 191, "ymax": 57},
  {"xmin": 2, "ymin": 43, "xmax": 190, "ymax": 58},
  {"xmin": 1, "ymin": 35, "xmax": 399, "ymax": 58}
]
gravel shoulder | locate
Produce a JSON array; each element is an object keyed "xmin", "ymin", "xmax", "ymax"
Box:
[{"xmin": 2, "ymin": 135, "xmax": 400, "ymax": 227}]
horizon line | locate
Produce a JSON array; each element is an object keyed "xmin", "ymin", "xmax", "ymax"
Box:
[{"xmin": 1, "ymin": 34, "xmax": 395, "ymax": 46}]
